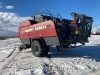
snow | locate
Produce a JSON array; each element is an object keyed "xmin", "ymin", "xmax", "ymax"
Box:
[
  {"xmin": 0, "ymin": 38, "xmax": 21, "ymax": 73},
  {"xmin": 15, "ymin": 70, "xmax": 32, "ymax": 75},
  {"xmin": 0, "ymin": 35, "xmax": 100, "ymax": 75},
  {"xmin": 0, "ymin": 38, "xmax": 20, "ymax": 62}
]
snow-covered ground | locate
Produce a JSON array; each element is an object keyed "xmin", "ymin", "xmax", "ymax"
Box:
[
  {"xmin": 0, "ymin": 38, "xmax": 21, "ymax": 73},
  {"xmin": 0, "ymin": 35, "xmax": 100, "ymax": 75},
  {"xmin": 0, "ymin": 38, "xmax": 20, "ymax": 63}
]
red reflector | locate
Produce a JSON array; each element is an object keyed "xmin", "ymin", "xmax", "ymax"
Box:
[{"xmin": 73, "ymin": 17, "xmax": 77, "ymax": 24}]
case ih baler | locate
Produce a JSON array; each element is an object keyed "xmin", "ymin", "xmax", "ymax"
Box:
[{"xmin": 19, "ymin": 11, "xmax": 93, "ymax": 57}]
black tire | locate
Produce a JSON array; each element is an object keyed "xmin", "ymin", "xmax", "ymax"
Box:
[{"xmin": 31, "ymin": 40, "xmax": 49, "ymax": 57}]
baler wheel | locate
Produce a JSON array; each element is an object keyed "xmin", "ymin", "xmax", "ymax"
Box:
[{"xmin": 31, "ymin": 40, "xmax": 49, "ymax": 57}]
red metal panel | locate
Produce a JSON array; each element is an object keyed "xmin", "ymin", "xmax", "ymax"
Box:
[
  {"xmin": 19, "ymin": 20, "xmax": 31, "ymax": 28},
  {"xmin": 19, "ymin": 26, "xmax": 30, "ymax": 39},
  {"xmin": 19, "ymin": 20, "xmax": 57, "ymax": 39},
  {"xmin": 29, "ymin": 20, "xmax": 57, "ymax": 38}
]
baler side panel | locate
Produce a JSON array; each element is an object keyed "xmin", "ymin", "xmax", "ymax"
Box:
[
  {"xmin": 19, "ymin": 26, "xmax": 30, "ymax": 39},
  {"xmin": 29, "ymin": 20, "xmax": 57, "ymax": 38},
  {"xmin": 19, "ymin": 20, "xmax": 59, "ymax": 46}
]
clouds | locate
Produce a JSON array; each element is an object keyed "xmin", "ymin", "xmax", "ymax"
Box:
[
  {"xmin": 5, "ymin": 6, "xmax": 14, "ymax": 9},
  {"xmin": 0, "ymin": 2, "xmax": 31, "ymax": 36},
  {"xmin": 5, "ymin": 5, "xmax": 14, "ymax": 9},
  {"xmin": 0, "ymin": 12, "xmax": 31, "ymax": 36},
  {"xmin": 0, "ymin": 2, "xmax": 14, "ymax": 10}
]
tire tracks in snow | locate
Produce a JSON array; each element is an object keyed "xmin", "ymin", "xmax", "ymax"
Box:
[
  {"xmin": 0, "ymin": 46, "xmax": 20, "ymax": 73},
  {"xmin": 39, "ymin": 56, "xmax": 64, "ymax": 75},
  {"xmin": 40, "ymin": 55, "xmax": 88, "ymax": 75},
  {"xmin": 1, "ymin": 48, "xmax": 98, "ymax": 75}
]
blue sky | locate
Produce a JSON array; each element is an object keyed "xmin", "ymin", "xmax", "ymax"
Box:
[{"xmin": 0, "ymin": 0, "xmax": 100, "ymax": 27}]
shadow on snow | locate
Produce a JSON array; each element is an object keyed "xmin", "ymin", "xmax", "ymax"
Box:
[{"xmin": 49, "ymin": 45, "xmax": 100, "ymax": 62}]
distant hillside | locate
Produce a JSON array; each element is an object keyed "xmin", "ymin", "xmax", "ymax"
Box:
[
  {"xmin": 0, "ymin": 36, "xmax": 18, "ymax": 40},
  {"xmin": 0, "ymin": 28, "xmax": 18, "ymax": 37}
]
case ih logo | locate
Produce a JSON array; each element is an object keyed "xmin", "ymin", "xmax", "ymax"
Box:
[{"xmin": 21, "ymin": 25, "xmax": 51, "ymax": 34}]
